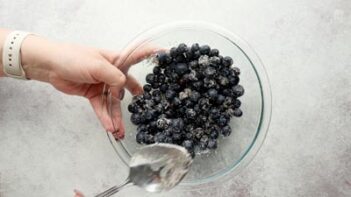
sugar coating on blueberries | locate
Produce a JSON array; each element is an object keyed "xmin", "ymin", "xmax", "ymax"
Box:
[{"xmin": 128, "ymin": 43, "xmax": 244, "ymax": 157}]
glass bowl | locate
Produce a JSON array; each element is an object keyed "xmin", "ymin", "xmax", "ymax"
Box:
[{"xmin": 103, "ymin": 21, "xmax": 272, "ymax": 190}]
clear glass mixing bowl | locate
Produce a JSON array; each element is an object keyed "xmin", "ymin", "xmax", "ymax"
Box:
[{"xmin": 102, "ymin": 21, "xmax": 272, "ymax": 190}]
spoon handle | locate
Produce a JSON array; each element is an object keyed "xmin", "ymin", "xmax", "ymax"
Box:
[{"xmin": 95, "ymin": 179, "xmax": 132, "ymax": 197}]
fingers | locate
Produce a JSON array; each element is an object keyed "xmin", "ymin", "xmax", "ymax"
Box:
[
  {"xmin": 89, "ymin": 90, "xmax": 125, "ymax": 140},
  {"xmin": 91, "ymin": 61, "xmax": 126, "ymax": 93},
  {"xmin": 125, "ymin": 75, "xmax": 143, "ymax": 95},
  {"xmin": 99, "ymin": 49, "xmax": 120, "ymax": 64},
  {"xmin": 74, "ymin": 189, "xmax": 84, "ymax": 197},
  {"xmin": 108, "ymin": 95, "xmax": 125, "ymax": 139},
  {"xmin": 90, "ymin": 95, "xmax": 114, "ymax": 133},
  {"xmin": 117, "ymin": 43, "xmax": 162, "ymax": 73}
]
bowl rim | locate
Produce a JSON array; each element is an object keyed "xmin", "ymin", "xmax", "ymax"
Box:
[{"xmin": 104, "ymin": 21, "xmax": 272, "ymax": 190}]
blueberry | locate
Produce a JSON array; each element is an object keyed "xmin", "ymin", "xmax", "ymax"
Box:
[
  {"xmin": 209, "ymin": 56, "xmax": 221, "ymax": 65},
  {"xmin": 148, "ymin": 121, "xmax": 158, "ymax": 129},
  {"xmin": 182, "ymin": 140, "xmax": 194, "ymax": 150},
  {"xmin": 228, "ymin": 75, "xmax": 239, "ymax": 86},
  {"xmin": 174, "ymin": 63, "xmax": 189, "ymax": 75},
  {"xmin": 154, "ymin": 104, "xmax": 163, "ymax": 113},
  {"xmin": 198, "ymin": 55, "xmax": 210, "ymax": 66},
  {"xmin": 193, "ymin": 104, "xmax": 201, "ymax": 113},
  {"xmin": 169, "ymin": 84, "xmax": 181, "ymax": 91},
  {"xmin": 185, "ymin": 124, "xmax": 195, "ymax": 132},
  {"xmin": 190, "ymin": 43, "xmax": 200, "ymax": 52},
  {"xmin": 232, "ymin": 85, "xmax": 245, "ymax": 97},
  {"xmin": 172, "ymin": 97, "xmax": 182, "ymax": 106},
  {"xmin": 170, "ymin": 47, "xmax": 178, "ymax": 58},
  {"xmin": 184, "ymin": 99, "xmax": 194, "ymax": 108},
  {"xmin": 210, "ymin": 128, "xmax": 219, "ymax": 139},
  {"xmin": 209, "ymin": 108, "xmax": 220, "ymax": 120},
  {"xmin": 199, "ymin": 45, "xmax": 211, "ymax": 55},
  {"xmin": 164, "ymin": 89, "xmax": 175, "ymax": 100},
  {"xmin": 159, "ymin": 84, "xmax": 168, "ymax": 93},
  {"xmin": 137, "ymin": 124, "xmax": 148, "ymax": 133},
  {"xmin": 156, "ymin": 118, "xmax": 170, "ymax": 129},
  {"xmin": 198, "ymin": 98, "xmax": 210, "ymax": 108},
  {"xmin": 185, "ymin": 132, "xmax": 193, "ymax": 139},
  {"xmin": 189, "ymin": 60, "xmax": 199, "ymax": 69},
  {"xmin": 207, "ymin": 139, "xmax": 217, "ymax": 149},
  {"xmin": 157, "ymin": 52, "xmax": 172, "ymax": 66},
  {"xmin": 172, "ymin": 133, "xmax": 183, "ymax": 141},
  {"xmin": 153, "ymin": 66, "xmax": 161, "ymax": 74},
  {"xmin": 222, "ymin": 56, "xmax": 233, "ymax": 67},
  {"xmin": 217, "ymin": 115, "xmax": 228, "ymax": 127},
  {"xmin": 158, "ymin": 74, "xmax": 166, "ymax": 83},
  {"xmin": 204, "ymin": 67, "xmax": 216, "ymax": 77},
  {"xmin": 171, "ymin": 118, "xmax": 185, "ymax": 130},
  {"xmin": 189, "ymin": 91, "xmax": 201, "ymax": 102},
  {"xmin": 232, "ymin": 67, "xmax": 241, "ymax": 75},
  {"xmin": 144, "ymin": 110, "xmax": 156, "ymax": 121},
  {"xmin": 233, "ymin": 108, "xmax": 243, "ymax": 117},
  {"xmin": 194, "ymin": 128, "xmax": 204, "ymax": 139},
  {"xmin": 143, "ymin": 92, "xmax": 152, "ymax": 100},
  {"xmin": 207, "ymin": 88, "xmax": 218, "ymax": 101},
  {"xmin": 199, "ymin": 115, "xmax": 208, "ymax": 124},
  {"xmin": 155, "ymin": 133, "xmax": 166, "ymax": 143},
  {"xmin": 203, "ymin": 78, "xmax": 216, "ymax": 88},
  {"xmin": 131, "ymin": 113, "xmax": 142, "ymax": 125},
  {"xmin": 200, "ymin": 134, "xmax": 209, "ymax": 143},
  {"xmin": 146, "ymin": 73, "xmax": 155, "ymax": 84},
  {"xmin": 216, "ymin": 94, "xmax": 225, "ymax": 105},
  {"xmin": 152, "ymin": 90, "xmax": 161, "ymax": 97},
  {"xmin": 136, "ymin": 132, "xmax": 146, "ymax": 144},
  {"xmin": 221, "ymin": 125, "xmax": 232, "ymax": 136},
  {"xmin": 192, "ymin": 81, "xmax": 203, "ymax": 91},
  {"xmin": 233, "ymin": 99, "xmax": 241, "ymax": 109},
  {"xmin": 177, "ymin": 43, "xmax": 188, "ymax": 53},
  {"xmin": 223, "ymin": 97, "xmax": 234, "ymax": 108},
  {"xmin": 193, "ymin": 50, "xmax": 201, "ymax": 59},
  {"xmin": 220, "ymin": 67, "xmax": 231, "ymax": 76},
  {"xmin": 144, "ymin": 134, "xmax": 155, "ymax": 144},
  {"xmin": 186, "ymin": 108, "xmax": 197, "ymax": 119},
  {"xmin": 174, "ymin": 54, "xmax": 186, "ymax": 63},
  {"xmin": 143, "ymin": 84, "xmax": 152, "ymax": 92},
  {"xmin": 183, "ymin": 72, "xmax": 197, "ymax": 82},
  {"xmin": 185, "ymin": 48, "xmax": 193, "ymax": 61},
  {"xmin": 128, "ymin": 103, "xmax": 139, "ymax": 113},
  {"xmin": 164, "ymin": 66, "xmax": 173, "ymax": 77},
  {"xmin": 164, "ymin": 137, "xmax": 173, "ymax": 144},
  {"xmin": 209, "ymin": 48, "xmax": 219, "ymax": 57},
  {"xmin": 151, "ymin": 82, "xmax": 160, "ymax": 89},
  {"xmin": 153, "ymin": 95, "xmax": 162, "ymax": 103},
  {"xmin": 199, "ymin": 141, "xmax": 208, "ymax": 150},
  {"xmin": 218, "ymin": 75, "xmax": 229, "ymax": 86},
  {"xmin": 222, "ymin": 89, "xmax": 232, "ymax": 96},
  {"xmin": 160, "ymin": 99, "xmax": 170, "ymax": 110}
]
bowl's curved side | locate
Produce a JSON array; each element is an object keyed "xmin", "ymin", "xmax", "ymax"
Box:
[{"xmin": 104, "ymin": 21, "xmax": 272, "ymax": 190}]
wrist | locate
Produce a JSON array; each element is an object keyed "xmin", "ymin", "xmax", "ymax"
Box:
[{"xmin": 21, "ymin": 35, "xmax": 58, "ymax": 82}]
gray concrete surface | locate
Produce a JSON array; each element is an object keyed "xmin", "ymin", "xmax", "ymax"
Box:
[{"xmin": 0, "ymin": 0, "xmax": 350, "ymax": 196}]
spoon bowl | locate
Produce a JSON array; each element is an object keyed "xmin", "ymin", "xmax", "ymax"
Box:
[{"xmin": 95, "ymin": 143, "xmax": 193, "ymax": 197}]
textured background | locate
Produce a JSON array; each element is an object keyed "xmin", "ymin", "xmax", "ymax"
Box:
[{"xmin": 0, "ymin": 0, "xmax": 350, "ymax": 196}]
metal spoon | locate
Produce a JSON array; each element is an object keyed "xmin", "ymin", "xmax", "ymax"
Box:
[{"xmin": 95, "ymin": 143, "xmax": 193, "ymax": 197}]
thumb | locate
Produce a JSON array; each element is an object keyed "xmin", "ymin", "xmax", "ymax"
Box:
[{"xmin": 92, "ymin": 61, "xmax": 126, "ymax": 90}]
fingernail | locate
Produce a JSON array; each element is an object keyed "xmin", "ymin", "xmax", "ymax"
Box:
[{"xmin": 119, "ymin": 89, "xmax": 125, "ymax": 100}]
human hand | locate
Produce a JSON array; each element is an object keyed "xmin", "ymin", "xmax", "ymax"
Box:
[{"xmin": 20, "ymin": 35, "xmax": 157, "ymax": 139}]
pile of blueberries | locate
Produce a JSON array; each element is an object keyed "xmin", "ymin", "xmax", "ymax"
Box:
[{"xmin": 128, "ymin": 43, "xmax": 244, "ymax": 157}]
